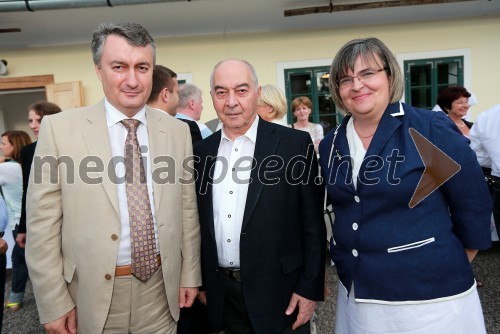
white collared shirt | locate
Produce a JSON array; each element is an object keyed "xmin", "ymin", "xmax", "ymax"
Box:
[
  {"xmin": 105, "ymin": 99, "xmax": 159, "ymax": 265},
  {"xmin": 212, "ymin": 116, "xmax": 259, "ymax": 268},
  {"xmin": 470, "ymin": 104, "xmax": 500, "ymax": 177}
]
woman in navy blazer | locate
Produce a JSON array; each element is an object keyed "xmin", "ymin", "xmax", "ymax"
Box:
[{"xmin": 318, "ymin": 37, "xmax": 492, "ymax": 333}]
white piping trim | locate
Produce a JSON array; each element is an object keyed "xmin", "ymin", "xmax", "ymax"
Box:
[
  {"xmin": 387, "ymin": 237, "xmax": 435, "ymax": 253},
  {"xmin": 390, "ymin": 102, "xmax": 405, "ymax": 117},
  {"xmin": 354, "ymin": 283, "xmax": 477, "ymax": 305}
]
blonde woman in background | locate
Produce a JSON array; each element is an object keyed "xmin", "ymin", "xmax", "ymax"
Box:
[
  {"xmin": 256, "ymin": 84, "xmax": 288, "ymax": 126},
  {"xmin": 291, "ymin": 96, "xmax": 324, "ymax": 152}
]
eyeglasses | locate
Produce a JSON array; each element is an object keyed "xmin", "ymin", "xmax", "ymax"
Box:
[{"xmin": 336, "ymin": 68, "xmax": 388, "ymax": 88}]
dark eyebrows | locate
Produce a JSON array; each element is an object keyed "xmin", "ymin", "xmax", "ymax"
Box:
[{"xmin": 213, "ymin": 83, "xmax": 251, "ymax": 91}]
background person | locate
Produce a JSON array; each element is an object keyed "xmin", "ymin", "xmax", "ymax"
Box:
[
  {"xmin": 437, "ymin": 86, "xmax": 473, "ymax": 137},
  {"xmin": 147, "ymin": 65, "xmax": 202, "ymax": 145},
  {"xmin": 470, "ymin": 104, "xmax": 500, "ymax": 241},
  {"xmin": 0, "ymin": 194, "xmax": 10, "ymax": 332},
  {"xmin": 256, "ymin": 84, "xmax": 288, "ymax": 126},
  {"xmin": 0, "ymin": 131, "xmax": 32, "ymax": 312},
  {"xmin": 319, "ymin": 37, "xmax": 492, "ymax": 333},
  {"xmin": 177, "ymin": 83, "xmax": 213, "ymax": 139},
  {"xmin": 291, "ymin": 96, "xmax": 324, "ymax": 152},
  {"xmin": 16, "ymin": 101, "xmax": 62, "ymax": 249},
  {"xmin": 25, "ymin": 22, "xmax": 201, "ymax": 333}
]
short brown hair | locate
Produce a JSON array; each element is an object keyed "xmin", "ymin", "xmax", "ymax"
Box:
[
  {"xmin": 28, "ymin": 101, "xmax": 62, "ymax": 118},
  {"xmin": 148, "ymin": 65, "xmax": 177, "ymax": 104},
  {"xmin": 1, "ymin": 131, "xmax": 32, "ymax": 163}
]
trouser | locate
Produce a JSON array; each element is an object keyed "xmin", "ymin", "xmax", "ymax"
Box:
[
  {"xmin": 492, "ymin": 176, "xmax": 500, "ymax": 234},
  {"xmin": 9, "ymin": 227, "xmax": 28, "ymax": 303},
  {"xmin": 219, "ymin": 271, "xmax": 310, "ymax": 334},
  {"xmin": 103, "ymin": 266, "xmax": 175, "ymax": 333},
  {"xmin": 0, "ymin": 252, "xmax": 6, "ymax": 333}
]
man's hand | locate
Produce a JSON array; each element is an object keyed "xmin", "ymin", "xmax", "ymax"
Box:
[
  {"xmin": 44, "ymin": 307, "xmax": 77, "ymax": 334},
  {"xmin": 16, "ymin": 233, "xmax": 26, "ymax": 248},
  {"xmin": 197, "ymin": 291, "xmax": 207, "ymax": 305},
  {"xmin": 0, "ymin": 238, "xmax": 8, "ymax": 255},
  {"xmin": 285, "ymin": 293, "xmax": 317, "ymax": 330},
  {"xmin": 178, "ymin": 287, "xmax": 199, "ymax": 308}
]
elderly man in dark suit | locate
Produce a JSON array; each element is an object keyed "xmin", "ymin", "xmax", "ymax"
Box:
[{"xmin": 194, "ymin": 59, "xmax": 326, "ymax": 334}]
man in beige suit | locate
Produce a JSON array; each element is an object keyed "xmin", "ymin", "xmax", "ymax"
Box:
[{"xmin": 25, "ymin": 22, "xmax": 201, "ymax": 334}]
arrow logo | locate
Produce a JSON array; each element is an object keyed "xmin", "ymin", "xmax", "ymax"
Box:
[{"xmin": 408, "ymin": 128, "xmax": 461, "ymax": 208}]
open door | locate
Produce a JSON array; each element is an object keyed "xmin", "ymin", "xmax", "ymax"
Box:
[{"xmin": 46, "ymin": 81, "xmax": 84, "ymax": 110}]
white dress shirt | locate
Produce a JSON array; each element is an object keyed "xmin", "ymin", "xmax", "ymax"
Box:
[
  {"xmin": 212, "ymin": 116, "xmax": 259, "ymax": 268},
  {"xmin": 105, "ymin": 99, "xmax": 159, "ymax": 265},
  {"xmin": 470, "ymin": 104, "xmax": 500, "ymax": 177}
]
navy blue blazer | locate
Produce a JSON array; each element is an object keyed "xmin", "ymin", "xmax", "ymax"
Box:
[
  {"xmin": 318, "ymin": 102, "xmax": 492, "ymax": 303},
  {"xmin": 194, "ymin": 119, "xmax": 326, "ymax": 333}
]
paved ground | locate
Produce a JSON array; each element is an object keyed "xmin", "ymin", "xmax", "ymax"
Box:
[{"xmin": 3, "ymin": 241, "xmax": 499, "ymax": 333}]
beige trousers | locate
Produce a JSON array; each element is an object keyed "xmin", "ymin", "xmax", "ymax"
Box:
[{"xmin": 103, "ymin": 267, "xmax": 176, "ymax": 334}]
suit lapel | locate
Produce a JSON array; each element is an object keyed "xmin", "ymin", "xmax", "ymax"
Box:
[
  {"xmin": 241, "ymin": 121, "xmax": 278, "ymax": 231},
  {"xmin": 81, "ymin": 100, "xmax": 120, "ymax": 216},
  {"xmin": 145, "ymin": 106, "xmax": 167, "ymax": 216},
  {"xmin": 202, "ymin": 132, "xmax": 221, "ymax": 242},
  {"xmin": 365, "ymin": 103, "xmax": 403, "ymax": 158}
]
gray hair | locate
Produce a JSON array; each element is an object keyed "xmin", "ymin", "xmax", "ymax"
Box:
[
  {"xmin": 329, "ymin": 37, "xmax": 403, "ymax": 113},
  {"xmin": 91, "ymin": 22, "xmax": 156, "ymax": 66},
  {"xmin": 210, "ymin": 59, "xmax": 259, "ymax": 91},
  {"xmin": 178, "ymin": 83, "xmax": 202, "ymax": 109}
]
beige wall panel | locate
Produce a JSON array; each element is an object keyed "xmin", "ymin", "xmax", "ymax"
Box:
[{"xmin": 1, "ymin": 16, "xmax": 499, "ymax": 122}]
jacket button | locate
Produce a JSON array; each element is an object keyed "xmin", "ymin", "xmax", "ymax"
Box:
[
  {"xmin": 352, "ymin": 223, "xmax": 358, "ymax": 230},
  {"xmin": 105, "ymin": 274, "xmax": 112, "ymax": 280},
  {"xmin": 354, "ymin": 196, "xmax": 360, "ymax": 203},
  {"xmin": 352, "ymin": 249, "xmax": 358, "ymax": 257},
  {"xmin": 111, "ymin": 234, "xmax": 118, "ymax": 241}
]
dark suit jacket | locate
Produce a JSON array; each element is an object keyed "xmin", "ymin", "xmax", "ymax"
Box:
[
  {"xmin": 17, "ymin": 141, "xmax": 37, "ymax": 234},
  {"xmin": 194, "ymin": 119, "xmax": 326, "ymax": 333},
  {"xmin": 179, "ymin": 118, "xmax": 203, "ymax": 144}
]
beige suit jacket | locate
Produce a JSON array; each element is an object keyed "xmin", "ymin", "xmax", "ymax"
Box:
[{"xmin": 26, "ymin": 101, "xmax": 201, "ymax": 333}]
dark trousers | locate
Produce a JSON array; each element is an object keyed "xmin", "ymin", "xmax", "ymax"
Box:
[
  {"xmin": 0, "ymin": 252, "xmax": 7, "ymax": 333},
  {"xmin": 220, "ymin": 273, "xmax": 310, "ymax": 334},
  {"xmin": 492, "ymin": 176, "xmax": 500, "ymax": 234},
  {"xmin": 10, "ymin": 228, "xmax": 28, "ymax": 295},
  {"xmin": 177, "ymin": 299, "xmax": 211, "ymax": 334}
]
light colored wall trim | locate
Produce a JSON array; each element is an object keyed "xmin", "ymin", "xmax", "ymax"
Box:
[
  {"xmin": 396, "ymin": 48, "xmax": 472, "ymax": 102},
  {"xmin": 177, "ymin": 72, "xmax": 192, "ymax": 84},
  {"xmin": 275, "ymin": 58, "xmax": 332, "ymax": 93}
]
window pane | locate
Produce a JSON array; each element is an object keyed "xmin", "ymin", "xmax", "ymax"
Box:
[
  {"xmin": 290, "ymin": 73, "xmax": 312, "ymax": 95},
  {"xmin": 316, "ymin": 71, "xmax": 330, "ymax": 94},
  {"xmin": 410, "ymin": 87, "xmax": 432, "ymax": 109},
  {"xmin": 409, "ymin": 64, "xmax": 432, "ymax": 86},
  {"xmin": 319, "ymin": 114, "xmax": 338, "ymax": 135},
  {"xmin": 437, "ymin": 62, "xmax": 459, "ymax": 85}
]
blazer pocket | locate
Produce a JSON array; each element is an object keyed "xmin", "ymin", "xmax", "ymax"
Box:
[
  {"xmin": 387, "ymin": 237, "xmax": 435, "ymax": 253},
  {"xmin": 280, "ymin": 251, "xmax": 304, "ymax": 275},
  {"xmin": 63, "ymin": 257, "xmax": 76, "ymax": 283}
]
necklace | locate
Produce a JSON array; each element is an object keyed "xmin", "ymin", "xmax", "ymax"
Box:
[
  {"xmin": 455, "ymin": 120, "xmax": 466, "ymax": 128},
  {"xmin": 353, "ymin": 120, "xmax": 376, "ymax": 139}
]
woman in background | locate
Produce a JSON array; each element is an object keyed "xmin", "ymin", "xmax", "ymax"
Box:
[
  {"xmin": 437, "ymin": 86, "xmax": 472, "ymax": 137},
  {"xmin": 319, "ymin": 37, "xmax": 491, "ymax": 333},
  {"xmin": 15, "ymin": 101, "xmax": 61, "ymax": 249},
  {"xmin": 256, "ymin": 84, "xmax": 288, "ymax": 126},
  {"xmin": 0, "ymin": 131, "xmax": 31, "ymax": 311},
  {"xmin": 291, "ymin": 96, "xmax": 324, "ymax": 152},
  {"xmin": 437, "ymin": 86, "xmax": 486, "ymax": 287}
]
